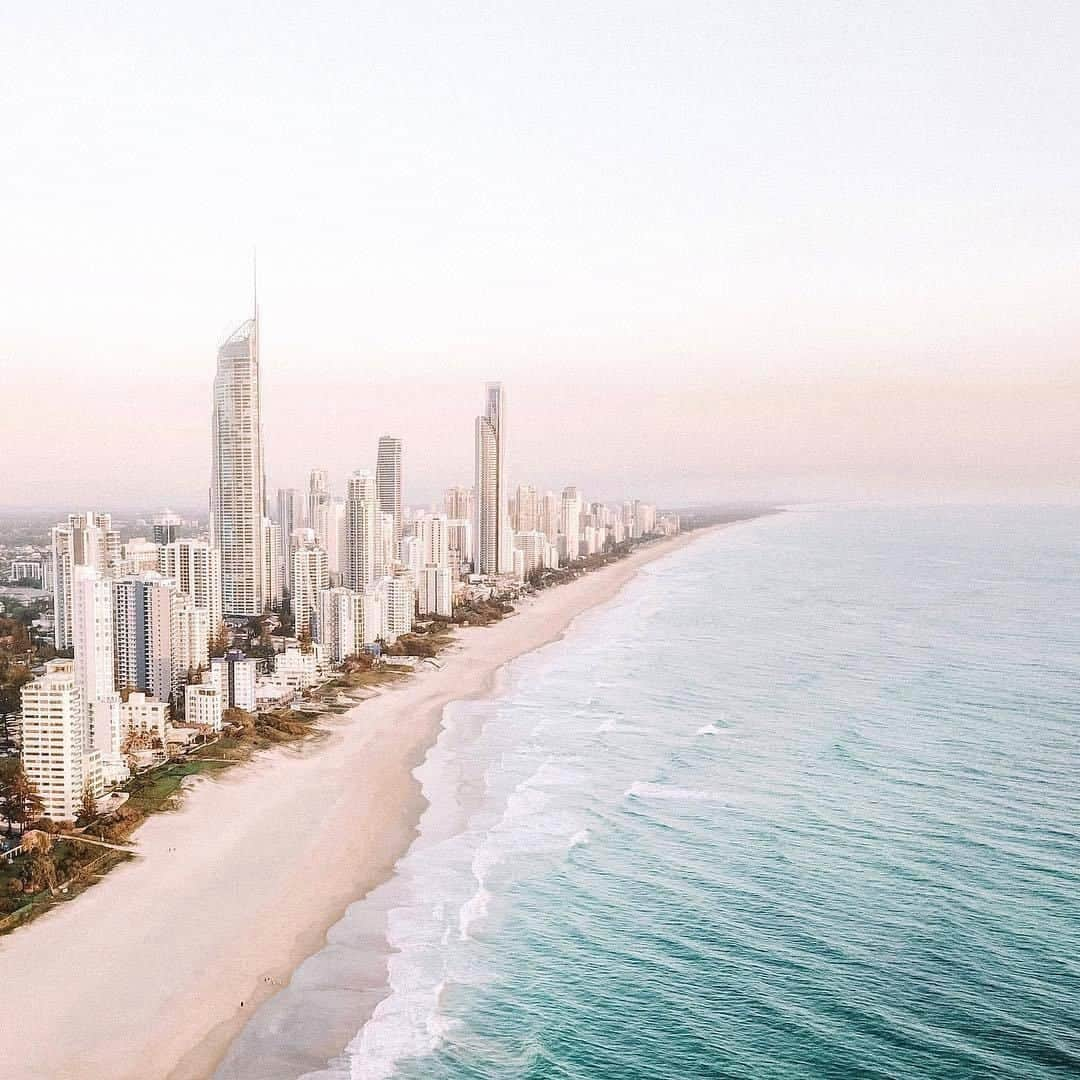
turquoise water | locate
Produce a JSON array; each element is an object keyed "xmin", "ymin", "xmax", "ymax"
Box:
[{"xmin": 329, "ymin": 507, "xmax": 1080, "ymax": 1079}]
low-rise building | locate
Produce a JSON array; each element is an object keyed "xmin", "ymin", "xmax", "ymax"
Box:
[{"xmin": 185, "ymin": 681, "xmax": 223, "ymax": 731}]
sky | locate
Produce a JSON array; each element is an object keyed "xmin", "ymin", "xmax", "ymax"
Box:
[{"xmin": 2, "ymin": 2, "xmax": 1078, "ymax": 509}]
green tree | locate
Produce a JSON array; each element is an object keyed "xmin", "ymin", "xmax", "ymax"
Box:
[
  {"xmin": 78, "ymin": 783, "xmax": 98, "ymax": 826},
  {"xmin": 0, "ymin": 764, "xmax": 43, "ymax": 835}
]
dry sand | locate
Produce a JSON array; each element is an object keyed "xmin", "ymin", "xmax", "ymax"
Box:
[{"xmin": 0, "ymin": 530, "xmax": 716, "ymax": 1080}]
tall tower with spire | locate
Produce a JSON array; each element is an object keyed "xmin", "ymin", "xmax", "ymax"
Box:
[
  {"xmin": 210, "ymin": 303, "xmax": 266, "ymax": 617},
  {"xmin": 474, "ymin": 381, "xmax": 509, "ymax": 575}
]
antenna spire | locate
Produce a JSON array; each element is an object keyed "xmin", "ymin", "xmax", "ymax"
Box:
[{"xmin": 252, "ymin": 246, "xmax": 258, "ymax": 321}]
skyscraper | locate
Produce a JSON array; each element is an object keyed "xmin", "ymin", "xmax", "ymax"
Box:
[
  {"xmin": 71, "ymin": 565, "xmax": 121, "ymax": 754},
  {"xmin": 275, "ymin": 487, "xmax": 305, "ymax": 591},
  {"xmin": 159, "ymin": 538, "xmax": 224, "ymax": 638},
  {"xmin": 474, "ymin": 382, "xmax": 509, "ymax": 575},
  {"xmin": 20, "ymin": 661, "xmax": 100, "ymax": 822},
  {"xmin": 290, "ymin": 529, "xmax": 329, "ymax": 637},
  {"xmin": 51, "ymin": 511, "xmax": 120, "ymax": 650},
  {"xmin": 514, "ymin": 484, "xmax": 539, "ymax": 532},
  {"xmin": 113, "ymin": 573, "xmax": 182, "ymax": 705},
  {"xmin": 210, "ymin": 315, "xmax": 266, "ymax": 617},
  {"xmin": 307, "ymin": 469, "xmax": 331, "ymax": 546},
  {"xmin": 444, "ymin": 485, "xmax": 474, "ymax": 521},
  {"xmin": 151, "ymin": 511, "xmax": 181, "ymax": 546},
  {"xmin": 344, "ymin": 470, "xmax": 378, "ymax": 591},
  {"xmin": 376, "ymin": 436, "xmax": 403, "ymax": 546},
  {"xmin": 561, "ymin": 486, "xmax": 581, "ymax": 563}
]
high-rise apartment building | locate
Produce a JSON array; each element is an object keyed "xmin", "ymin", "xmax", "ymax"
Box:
[
  {"xmin": 290, "ymin": 530, "xmax": 329, "ymax": 637},
  {"xmin": 210, "ymin": 316, "xmax": 266, "ymax": 617},
  {"xmin": 541, "ymin": 491, "xmax": 561, "ymax": 544},
  {"xmin": 376, "ymin": 436, "xmax": 403, "ymax": 545},
  {"xmin": 514, "ymin": 484, "xmax": 539, "ymax": 533},
  {"xmin": 51, "ymin": 511, "xmax": 120, "ymax": 650},
  {"xmin": 159, "ymin": 538, "xmax": 223, "ymax": 636},
  {"xmin": 474, "ymin": 382, "xmax": 509, "ymax": 575},
  {"xmin": 444, "ymin": 485, "xmax": 474, "ymax": 521},
  {"xmin": 208, "ymin": 650, "xmax": 258, "ymax": 712},
  {"xmin": 561, "ymin": 486, "xmax": 582, "ymax": 563},
  {"xmin": 344, "ymin": 470, "xmax": 378, "ymax": 591},
  {"xmin": 113, "ymin": 573, "xmax": 182, "ymax": 705},
  {"xmin": 375, "ymin": 571, "xmax": 414, "ymax": 642},
  {"xmin": 20, "ymin": 660, "xmax": 101, "ymax": 822},
  {"xmin": 307, "ymin": 469, "xmax": 331, "ymax": 547},
  {"xmin": 276, "ymin": 487, "xmax": 305, "ymax": 591},
  {"xmin": 71, "ymin": 566, "xmax": 121, "ymax": 754},
  {"xmin": 151, "ymin": 511, "xmax": 181, "ymax": 546}
]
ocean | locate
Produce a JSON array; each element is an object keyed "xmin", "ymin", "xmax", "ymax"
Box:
[{"xmin": 303, "ymin": 506, "xmax": 1080, "ymax": 1079}]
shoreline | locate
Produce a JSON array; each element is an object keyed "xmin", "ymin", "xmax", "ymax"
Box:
[{"xmin": 0, "ymin": 524, "xmax": 743, "ymax": 1080}]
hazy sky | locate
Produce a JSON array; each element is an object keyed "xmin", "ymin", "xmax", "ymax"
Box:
[{"xmin": 2, "ymin": 2, "xmax": 1078, "ymax": 509}]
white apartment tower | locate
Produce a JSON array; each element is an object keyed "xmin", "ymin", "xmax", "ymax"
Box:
[
  {"xmin": 376, "ymin": 436, "xmax": 403, "ymax": 545},
  {"xmin": 20, "ymin": 660, "xmax": 101, "ymax": 822},
  {"xmin": 474, "ymin": 382, "xmax": 510, "ymax": 575},
  {"xmin": 291, "ymin": 531, "xmax": 330, "ymax": 637},
  {"xmin": 307, "ymin": 469, "xmax": 331, "ymax": 547},
  {"xmin": 514, "ymin": 484, "xmax": 539, "ymax": 533},
  {"xmin": 159, "ymin": 538, "xmax": 223, "ymax": 637},
  {"xmin": 71, "ymin": 566, "xmax": 122, "ymax": 754},
  {"xmin": 210, "ymin": 316, "xmax": 267, "ymax": 617},
  {"xmin": 113, "ymin": 573, "xmax": 182, "ymax": 705},
  {"xmin": 444, "ymin": 485, "xmax": 474, "ymax": 521},
  {"xmin": 51, "ymin": 511, "xmax": 120, "ymax": 650},
  {"xmin": 276, "ymin": 487, "xmax": 305, "ymax": 591},
  {"xmin": 344, "ymin": 470, "xmax": 379, "ymax": 591},
  {"xmin": 561, "ymin": 486, "xmax": 582, "ymax": 563},
  {"xmin": 316, "ymin": 587, "xmax": 366, "ymax": 661}
]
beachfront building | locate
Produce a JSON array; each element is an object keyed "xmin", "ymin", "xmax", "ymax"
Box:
[
  {"xmin": 474, "ymin": 382, "xmax": 511, "ymax": 574},
  {"xmin": 561, "ymin": 487, "xmax": 581, "ymax": 563},
  {"xmin": 513, "ymin": 530, "xmax": 549, "ymax": 578},
  {"xmin": 316, "ymin": 586, "xmax": 360, "ymax": 662},
  {"xmin": 71, "ymin": 565, "xmax": 120, "ymax": 751},
  {"xmin": 159, "ymin": 538, "xmax": 223, "ymax": 638},
  {"xmin": 376, "ymin": 435, "xmax": 403, "ymax": 546},
  {"xmin": 273, "ymin": 644, "xmax": 321, "ymax": 693},
  {"xmin": 634, "ymin": 501, "xmax": 657, "ymax": 537},
  {"xmin": 513, "ymin": 484, "xmax": 539, "ymax": 533},
  {"xmin": 418, "ymin": 565, "xmax": 453, "ymax": 618},
  {"xmin": 20, "ymin": 660, "xmax": 102, "ymax": 822},
  {"xmin": 208, "ymin": 650, "xmax": 259, "ymax": 713},
  {"xmin": 446, "ymin": 518, "xmax": 473, "ymax": 571},
  {"xmin": 291, "ymin": 531, "xmax": 329, "ymax": 637},
  {"xmin": 113, "ymin": 573, "xmax": 183, "ymax": 705},
  {"xmin": 541, "ymin": 491, "xmax": 561, "ymax": 544},
  {"xmin": 185, "ymin": 681, "xmax": 223, "ymax": 732},
  {"xmin": 344, "ymin": 470, "xmax": 379, "ymax": 590},
  {"xmin": 210, "ymin": 316, "xmax": 267, "ymax": 617},
  {"xmin": 51, "ymin": 511, "xmax": 120, "ymax": 650},
  {"xmin": 119, "ymin": 693, "xmax": 169, "ymax": 746},
  {"xmin": 375, "ymin": 572, "xmax": 414, "ymax": 642}
]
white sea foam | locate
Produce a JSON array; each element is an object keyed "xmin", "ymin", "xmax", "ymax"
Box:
[
  {"xmin": 569, "ymin": 828, "xmax": 591, "ymax": 848},
  {"xmin": 696, "ymin": 723, "xmax": 720, "ymax": 735},
  {"xmin": 626, "ymin": 781, "xmax": 728, "ymax": 803}
]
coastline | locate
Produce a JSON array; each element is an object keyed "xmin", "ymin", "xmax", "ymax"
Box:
[{"xmin": 0, "ymin": 525, "xmax": 734, "ymax": 1080}]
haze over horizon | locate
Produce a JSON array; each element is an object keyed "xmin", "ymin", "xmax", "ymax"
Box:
[{"xmin": 3, "ymin": 3, "xmax": 1078, "ymax": 508}]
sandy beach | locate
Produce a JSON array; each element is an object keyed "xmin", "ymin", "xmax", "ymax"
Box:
[{"xmin": 0, "ymin": 529, "xmax": 717, "ymax": 1080}]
